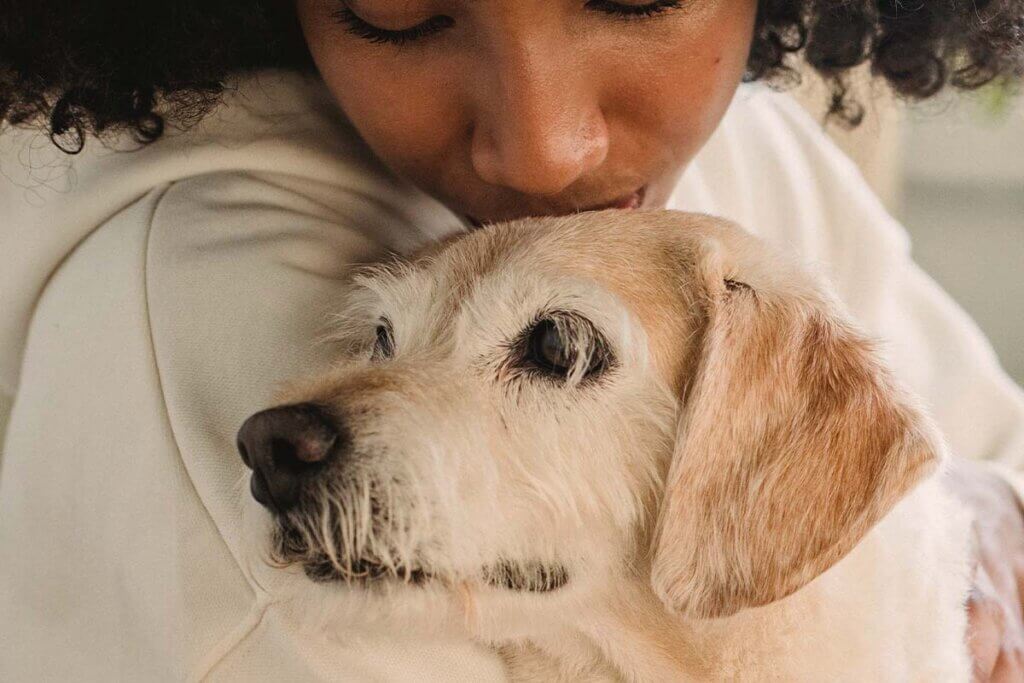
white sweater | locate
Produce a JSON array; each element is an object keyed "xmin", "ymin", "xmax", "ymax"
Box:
[{"xmin": 2, "ymin": 70, "xmax": 1022, "ymax": 681}]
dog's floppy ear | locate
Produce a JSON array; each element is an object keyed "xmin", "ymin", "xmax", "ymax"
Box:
[{"xmin": 650, "ymin": 234, "xmax": 940, "ymax": 619}]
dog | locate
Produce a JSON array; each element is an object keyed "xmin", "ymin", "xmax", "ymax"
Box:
[{"xmin": 236, "ymin": 210, "xmax": 972, "ymax": 681}]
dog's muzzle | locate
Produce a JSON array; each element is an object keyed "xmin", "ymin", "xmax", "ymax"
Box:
[
  {"xmin": 236, "ymin": 403, "xmax": 343, "ymax": 513},
  {"xmin": 236, "ymin": 402, "xmax": 571, "ymax": 593}
]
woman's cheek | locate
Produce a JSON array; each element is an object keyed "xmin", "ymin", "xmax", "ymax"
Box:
[
  {"xmin": 354, "ymin": 84, "xmax": 460, "ymax": 181},
  {"xmin": 606, "ymin": 0, "xmax": 757, "ymax": 173},
  {"xmin": 295, "ymin": 3, "xmax": 465, "ymax": 180}
]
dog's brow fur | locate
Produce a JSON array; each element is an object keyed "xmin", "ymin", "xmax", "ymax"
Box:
[{"xmin": 414, "ymin": 212, "xmax": 714, "ymax": 386}]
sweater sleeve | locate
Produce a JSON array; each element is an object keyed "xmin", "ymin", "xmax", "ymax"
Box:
[
  {"xmin": 0, "ymin": 167, "xmax": 505, "ymax": 681},
  {"xmin": 0, "ymin": 69, "xmax": 506, "ymax": 680}
]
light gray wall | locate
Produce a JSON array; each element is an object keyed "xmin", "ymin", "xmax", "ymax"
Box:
[
  {"xmin": 0, "ymin": 393, "xmax": 9, "ymax": 462},
  {"xmin": 898, "ymin": 97, "xmax": 1024, "ymax": 387}
]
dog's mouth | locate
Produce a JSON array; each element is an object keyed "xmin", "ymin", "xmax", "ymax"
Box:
[
  {"xmin": 303, "ymin": 553, "xmax": 432, "ymax": 585},
  {"xmin": 274, "ymin": 522, "xmax": 567, "ymax": 592},
  {"xmin": 302, "ymin": 556, "xmax": 568, "ymax": 594},
  {"xmin": 272, "ymin": 521, "xmax": 429, "ymax": 585},
  {"xmin": 271, "ymin": 495, "xmax": 570, "ymax": 593}
]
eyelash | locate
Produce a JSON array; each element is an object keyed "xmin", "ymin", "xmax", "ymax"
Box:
[
  {"xmin": 331, "ymin": 8, "xmax": 454, "ymax": 45},
  {"xmin": 586, "ymin": 0, "xmax": 683, "ymax": 18},
  {"xmin": 331, "ymin": 1, "xmax": 683, "ymax": 46}
]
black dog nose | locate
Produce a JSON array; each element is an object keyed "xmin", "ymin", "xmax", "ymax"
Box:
[{"xmin": 236, "ymin": 403, "xmax": 340, "ymax": 513}]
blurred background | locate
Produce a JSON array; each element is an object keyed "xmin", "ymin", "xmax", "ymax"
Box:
[{"xmin": 792, "ymin": 67, "xmax": 1024, "ymax": 387}]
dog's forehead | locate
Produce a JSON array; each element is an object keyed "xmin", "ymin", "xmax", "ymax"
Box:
[
  {"xmin": 413, "ymin": 212, "xmax": 705, "ymax": 308},
  {"xmin": 393, "ymin": 212, "xmax": 723, "ymax": 379}
]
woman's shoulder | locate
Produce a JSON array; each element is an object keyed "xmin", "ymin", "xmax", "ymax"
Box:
[
  {"xmin": 674, "ymin": 83, "xmax": 911, "ymax": 285},
  {"xmin": 0, "ymin": 69, "xmax": 460, "ymax": 394},
  {"xmin": 0, "ymin": 70, "xmax": 449, "ymax": 235}
]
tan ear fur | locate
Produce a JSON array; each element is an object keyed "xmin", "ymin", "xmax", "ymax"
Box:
[{"xmin": 650, "ymin": 240, "xmax": 940, "ymax": 619}]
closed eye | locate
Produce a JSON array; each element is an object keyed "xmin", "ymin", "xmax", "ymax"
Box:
[
  {"xmin": 332, "ymin": 0, "xmax": 685, "ymax": 47},
  {"xmin": 331, "ymin": 6, "xmax": 453, "ymax": 46},
  {"xmin": 585, "ymin": 0, "xmax": 684, "ymax": 19}
]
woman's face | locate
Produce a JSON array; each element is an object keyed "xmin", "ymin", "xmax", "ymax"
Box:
[{"xmin": 295, "ymin": 0, "xmax": 758, "ymax": 224}]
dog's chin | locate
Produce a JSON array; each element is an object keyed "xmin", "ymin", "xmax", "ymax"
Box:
[
  {"xmin": 291, "ymin": 553, "xmax": 570, "ymax": 596},
  {"xmin": 270, "ymin": 517, "xmax": 570, "ymax": 593},
  {"xmin": 300, "ymin": 556, "xmax": 570, "ymax": 594}
]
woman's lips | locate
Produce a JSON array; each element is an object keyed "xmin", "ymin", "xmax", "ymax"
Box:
[
  {"xmin": 584, "ymin": 186, "xmax": 646, "ymax": 212},
  {"xmin": 466, "ymin": 185, "xmax": 647, "ymax": 228}
]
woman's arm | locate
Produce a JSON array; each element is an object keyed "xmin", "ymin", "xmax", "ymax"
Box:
[{"xmin": 0, "ymin": 165, "xmax": 507, "ymax": 680}]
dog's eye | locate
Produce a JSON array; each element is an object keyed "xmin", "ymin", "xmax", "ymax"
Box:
[
  {"xmin": 372, "ymin": 319, "xmax": 394, "ymax": 361},
  {"xmin": 523, "ymin": 316, "xmax": 608, "ymax": 381}
]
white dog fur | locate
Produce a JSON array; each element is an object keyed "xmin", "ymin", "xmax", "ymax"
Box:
[{"xmin": 241, "ymin": 210, "xmax": 973, "ymax": 681}]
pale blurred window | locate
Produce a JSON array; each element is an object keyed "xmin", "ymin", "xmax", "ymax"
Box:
[
  {"xmin": 793, "ymin": 68, "xmax": 1024, "ymax": 386},
  {"xmin": 900, "ymin": 91, "xmax": 1024, "ymax": 385}
]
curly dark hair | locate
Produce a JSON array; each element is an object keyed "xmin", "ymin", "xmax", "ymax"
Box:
[{"xmin": 1, "ymin": 0, "xmax": 1022, "ymax": 153}]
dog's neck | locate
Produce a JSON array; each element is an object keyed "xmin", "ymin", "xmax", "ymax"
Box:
[
  {"xmin": 500, "ymin": 580, "xmax": 715, "ymax": 682},
  {"xmin": 497, "ymin": 570, "xmax": 839, "ymax": 683},
  {"xmin": 497, "ymin": 489, "xmax": 967, "ymax": 683}
]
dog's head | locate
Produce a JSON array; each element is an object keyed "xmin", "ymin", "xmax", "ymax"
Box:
[{"xmin": 237, "ymin": 210, "xmax": 939, "ymax": 627}]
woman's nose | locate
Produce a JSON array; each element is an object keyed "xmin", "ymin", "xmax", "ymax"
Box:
[{"xmin": 470, "ymin": 40, "xmax": 609, "ymax": 197}]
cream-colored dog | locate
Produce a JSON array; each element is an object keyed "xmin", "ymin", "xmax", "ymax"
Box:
[{"xmin": 237, "ymin": 210, "xmax": 972, "ymax": 681}]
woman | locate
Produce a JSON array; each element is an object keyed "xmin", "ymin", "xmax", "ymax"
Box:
[{"xmin": 2, "ymin": 0, "xmax": 1023, "ymax": 679}]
